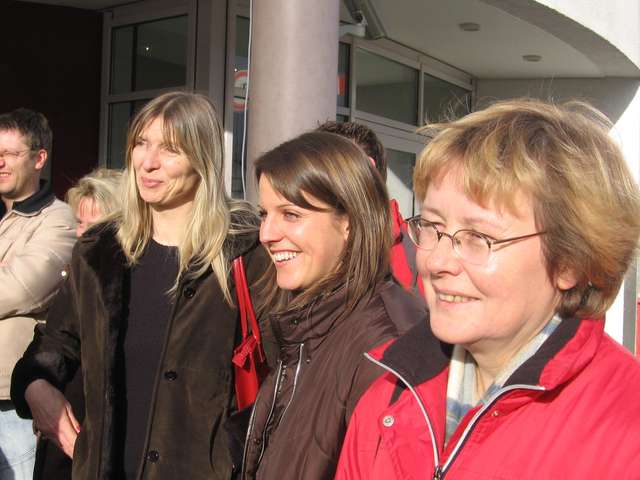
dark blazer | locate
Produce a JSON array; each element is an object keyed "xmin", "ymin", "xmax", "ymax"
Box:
[{"xmin": 11, "ymin": 220, "xmax": 270, "ymax": 480}]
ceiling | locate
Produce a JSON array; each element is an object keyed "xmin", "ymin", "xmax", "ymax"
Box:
[
  {"xmin": 368, "ymin": 0, "xmax": 601, "ymax": 78},
  {"xmin": 18, "ymin": 0, "xmax": 640, "ymax": 78}
]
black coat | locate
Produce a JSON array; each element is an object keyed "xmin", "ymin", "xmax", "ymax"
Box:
[
  {"xmin": 32, "ymin": 366, "xmax": 84, "ymax": 479},
  {"xmin": 11, "ymin": 221, "xmax": 270, "ymax": 480}
]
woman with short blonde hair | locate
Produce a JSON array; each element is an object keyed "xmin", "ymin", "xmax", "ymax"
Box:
[
  {"xmin": 337, "ymin": 99, "xmax": 640, "ymax": 479},
  {"xmin": 66, "ymin": 167, "xmax": 122, "ymax": 237},
  {"xmin": 413, "ymin": 99, "xmax": 639, "ymax": 319}
]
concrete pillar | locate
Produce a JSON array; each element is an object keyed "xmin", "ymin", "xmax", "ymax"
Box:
[{"xmin": 245, "ymin": 0, "xmax": 340, "ymax": 201}]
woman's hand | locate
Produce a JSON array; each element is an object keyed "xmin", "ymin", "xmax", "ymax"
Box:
[{"xmin": 25, "ymin": 379, "xmax": 81, "ymax": 458}]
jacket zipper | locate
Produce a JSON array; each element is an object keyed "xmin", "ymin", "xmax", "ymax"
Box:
[
  {"xmin": 438, "ymin": 383, "xmax": 545, "ymax": 477},
  {"xmin": 255, "ymin": 360, "xmax": 283, "ymax": 465},
  {"xmin": 366, "ymin": 353, "xmax": 545, "ymax": 479},
  {"xmin": 241, "ymin": 359, "xmax": 283, "ymax": 478},
  {"xmin": 364, "ymin": 353, "xmax": 441, "ymax": 477},
  {"xmin": 276, "ymin": 343, "xmax": 304, "ymax": 427},
  {"xmin": 244, "ymin": 343, "xmax": 305, "ymax": 476},
  {"xmin": 240, "ymin": 383, "xmax": 263, "ymax": 476}
]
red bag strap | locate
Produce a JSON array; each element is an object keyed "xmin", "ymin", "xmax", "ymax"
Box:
[
  {"xmin": 233, "ymin": 259, "xmax": 249, "ymax": 340},
  {"xmin": 232, "ymin": 257, "xmax": 263, "ymax": 348}
]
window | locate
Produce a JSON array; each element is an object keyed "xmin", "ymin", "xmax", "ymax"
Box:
[
  {"xmin": 231, "ymin": 16, "xmax": 250, "ymax": 198},
  {"xmin": 100, "ymin": 1, "xmax": 194, "ymax": 169},
  {"xmin": 423, "ymin": 72, "xmax": 471, "ymax": 123},
  {"xmin": 387, "ymin": 148, "xmax": 418, "ymax": 218},
  {"xmin": 110, "ymin": 16, "xmax": 188, "ymax": 94},
  {"xmin": 355, "ymin": 48, "xmax": 418, "ymax": 125}
]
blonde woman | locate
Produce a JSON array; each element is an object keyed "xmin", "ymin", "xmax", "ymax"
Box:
[
  {"xmin": 66, "ymin": 168, "xmax": 123, "ymax": 237},
  {"xmin": 11, "ymin": 92, "xmax": 270, "ymax": 479},
  {"xmin": 33, "ymin": 167, "xmax": 122, "ymax": 480},
  {"xmin": 336, "ymin": 99, "xmax": 640, "ymax": 479}
]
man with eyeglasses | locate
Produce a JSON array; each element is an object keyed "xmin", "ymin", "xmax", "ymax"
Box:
[{"xmin": 0, "ymin": 108, "xmax": 75, "ymax": 479}]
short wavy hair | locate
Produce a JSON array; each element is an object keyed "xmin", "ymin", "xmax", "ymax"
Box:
[
  {"xmin": 414, "ymin": 98, "xmax": 640, "ymax": 319},
  {"xmin": 316, "ymin": 121, "xmax": 387, "ymax": 180},
  {"xmin": 66, "ymin": 168, "xmax": 123, "ymax": 218}
]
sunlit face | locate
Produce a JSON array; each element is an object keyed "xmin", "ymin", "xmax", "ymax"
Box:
[
  {"xmin": 0, "ymin": 129, "xmax": 46, "ymax": 207},
  {"xmin": 258, "ymin": 175, "xmax": 349, "ymax": 292},
  {"xmin": 418, "ymin": 168, "xmax": 575, "ymax": 362},
  {"xmin": 131, "ymin": 116, "xmax": 200, "ymax": 212},
  {"xmin": 75, "ymin": 196, "xmax": 103, "ymax": 237}
]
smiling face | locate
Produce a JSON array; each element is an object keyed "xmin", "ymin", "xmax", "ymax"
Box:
[
  {"xmin": 131, "ymin": 116, "xmax": 200, "ymax": 213},
  {"xmin": 418, "ymin": 168, "xmax": 575, "ymax": 363},
  {"xmin": 0, "ymin": 129, "xmax": 46, "ymax": 209},
  {"xmin": 258, "ymin": 175, "xmax": 349, "ymax": 292}
]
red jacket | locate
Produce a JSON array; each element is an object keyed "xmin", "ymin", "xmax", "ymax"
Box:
[
  {"xmin": 389, "ymin": 199, "xmax": 423, "ymax": 296},
  {"xmin": 336, "ymin": 318, "xmax": 640, "ymax": 479}
]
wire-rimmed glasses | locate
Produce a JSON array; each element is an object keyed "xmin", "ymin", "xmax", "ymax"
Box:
[
  {"xmin": 405, "ymin": 215, "xmax": 545, "ymax": 265},
  {"xmin": 0, "ymin": 149, "xmax": 33, "ymax": 162}
]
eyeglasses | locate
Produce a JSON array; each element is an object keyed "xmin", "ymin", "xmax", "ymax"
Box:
[
  {"xmin": 405, "ymin": 215, "xmax": 545, "ymax": 265},
  {"xmin": 0, "ymin": 149, "xmax": 32, "ymax": 161}
]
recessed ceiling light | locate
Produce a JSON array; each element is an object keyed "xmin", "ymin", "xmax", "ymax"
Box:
[
  {"xmin": 523, "ymin": 54, "xmax": 542, "ymax": 62},
  {"xmin": 458, "ymin": 22, "xmax": 480, "ymax": 32}
]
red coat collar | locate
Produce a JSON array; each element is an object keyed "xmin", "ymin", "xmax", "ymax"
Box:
[{"xmin": 371, "ymin": 316, "xmax": 604, "ymax": 392}]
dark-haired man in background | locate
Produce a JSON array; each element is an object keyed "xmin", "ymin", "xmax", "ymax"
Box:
[{"xmin": 0, "ymin": 108, "xmax": 75, "ymax": 479}]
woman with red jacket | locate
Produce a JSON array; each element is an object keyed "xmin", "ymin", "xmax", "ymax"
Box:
[{"xmin": 336, "ymin": 99, "xmax": 640, "ymax": 479}]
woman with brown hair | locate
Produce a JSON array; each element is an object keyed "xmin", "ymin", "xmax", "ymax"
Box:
[
  {"xmin": 241, "ymin": 131, "xmax": 426, "ymax": 479},
  {"xmin": 336, "ymin": 99, "xmax": 640, "ymax": 479},
  {"xmin": 11, "ymin": 92, "xmax": 269, "ymax": 479}
]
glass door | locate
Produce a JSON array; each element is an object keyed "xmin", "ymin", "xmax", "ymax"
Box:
[{"xmin": 373, "ymin": 130, "xmax": 425, "ymax": 219}]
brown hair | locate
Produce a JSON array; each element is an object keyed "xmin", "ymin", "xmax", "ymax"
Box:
[
  {"xmin": 414, "ymin": 98, "xmax": 640, "ymax": 319},
  {"xmin": 0, "ymin": 108, "xmax": 52, "ymax": 154},
  {"xmin": 256, "ymin": 131, "xmax": 391, "ymax": 314},
  {"xmin": 316, "ymin": 121, "xmax": 387, "ymax": 180}
]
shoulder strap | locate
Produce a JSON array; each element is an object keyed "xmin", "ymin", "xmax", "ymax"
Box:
[{"xmin": 232, "ymin": 256, "xmax": 263, "ymax": 346}]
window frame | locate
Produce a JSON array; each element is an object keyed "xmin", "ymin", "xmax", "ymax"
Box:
[
  {"xmin": 338, "ymin": 35, "xmax": 475, "ymax": 219},
  {"xmin": 98, "ymin": 0, "xmax": 197, "ymax": 168}
]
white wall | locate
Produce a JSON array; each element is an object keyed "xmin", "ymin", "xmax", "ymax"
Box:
[{"xmin": 534, "ymin": 0, "xmax": 640, "ymax": 69}]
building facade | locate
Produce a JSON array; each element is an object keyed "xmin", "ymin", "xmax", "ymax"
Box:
[{"xmin": 8, "ymin": 0, "xmax": 640, "ymax": 353}]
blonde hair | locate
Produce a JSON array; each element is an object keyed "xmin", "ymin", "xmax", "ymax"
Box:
[
  {"xmin": 117, "ymin": 91, "xmax": 257, "ymax": 302},
  {"xmin": 414, "ymin": 98, "xmax": 640, "ymax": 319},
  {"xmin": 66, "ymin": 168, "xmax": 123, "ymax": 218},
  {"xmin": 255, "ymin": 131, "xmax": 391, "ymax": 315}
]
